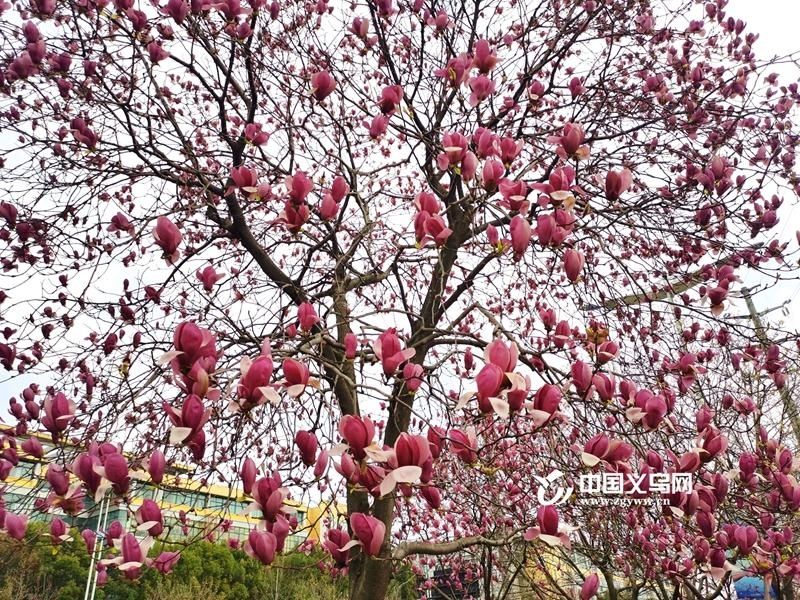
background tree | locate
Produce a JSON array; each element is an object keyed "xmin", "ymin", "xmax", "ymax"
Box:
[{"xmin": 1, "ymin": 0, "xmax": 799, "ymax": 598}]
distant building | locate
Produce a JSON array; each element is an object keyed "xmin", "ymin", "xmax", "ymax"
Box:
[{"xmin": 1, "ymin": 428, "xmax": 345, "ymax": 548}]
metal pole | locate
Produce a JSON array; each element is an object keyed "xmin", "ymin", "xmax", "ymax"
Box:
[{"xmin": 82, "ymin": 494, "xmax": 110, "ymax": 600}]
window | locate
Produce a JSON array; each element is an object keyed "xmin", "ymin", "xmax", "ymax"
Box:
[{"xmin": 10, "ymin": 462, "xmax": 36, "ymax": 480}]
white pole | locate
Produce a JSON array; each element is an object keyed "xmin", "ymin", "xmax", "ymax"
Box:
[{"xmin": 82, "ymin": 494, "xmax": 109, "ymax": 600}]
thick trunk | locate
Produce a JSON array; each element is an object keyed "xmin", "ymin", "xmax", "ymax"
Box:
[
  {"xmin": 346, "ymin": 197, "xmax": 469, "ymax": 600},
  {"xmin": 348, "ymin": 490, "xmax": 395, "ymax": 600},
  {"xmin": 350, "ymin": 556, "xmax": 394, "ymax": 600}
]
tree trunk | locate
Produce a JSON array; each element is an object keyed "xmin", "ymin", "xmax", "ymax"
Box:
[
  {"xmin": 350, "ymin": 556, "xmax": 393, "ymax": 600},
  {"xmin": 348, "ymin": 490, "xmax": 395, "ymax": 600}
]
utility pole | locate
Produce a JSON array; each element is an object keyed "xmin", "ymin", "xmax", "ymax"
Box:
[{"xmin": 741, "ymin": 287, "xmax": 800, "ymax": 448}]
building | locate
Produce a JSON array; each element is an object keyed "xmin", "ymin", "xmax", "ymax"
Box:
[{"xmin": 1, "ymin": 428, "xmax": 345, "ymax": 549}]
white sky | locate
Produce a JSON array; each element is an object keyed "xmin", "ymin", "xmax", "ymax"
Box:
[
  {"xmin": 1, "ymin": 0, "xmax": 799, "ymax": 408},
  {"xmin": 732, "ymin": 0, "xmax": 800, "ymax": 314},
  {"xmin": 726, "ymin": 0, "xmax": 799, "ymax": 60}
]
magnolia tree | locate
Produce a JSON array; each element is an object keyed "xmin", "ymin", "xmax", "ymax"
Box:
[{"xmin": 1, "ymin": 0, "xmax": 800, "ymax": 597}]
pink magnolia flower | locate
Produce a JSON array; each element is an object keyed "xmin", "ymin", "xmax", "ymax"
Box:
[
  {"xmin": 700, "ymin": 427, "xmax": 728, "ymax": 460},
  {"xmin": 3, "ymin": 512, "xmax": 27, "ymax": 540},
  {"xmin": 473, "ymin": 127, "xmax": 498, "ymax": 158},
  {"xmin": 0, "ymin": 201, "xmax": 17, "ymax": 227},
  {"xmin": 394, "ymin": 433, "xmax": 432, "ymax": 471},
  {"xmin": 377, "ymin": 85, "xmax": 403, "ymax": 114},
  {"xmin": 552, "ymin": 320, "xmax": 572, "ymax": 349},
  {"xmin": 582, "ymin": 433, "xmax": 610, "ymax": 466},
  {"xmin": 426, "ymin": 8, "xmax": 450, "ymax": 30},
  {"xmin": 581, "ymin": 573, "xmax": 601, "ymax": 599},
  {"xmin": 70, "ymin": 117, "xmax": 98, "ymax": 149},
  {"xmin": 245, "ymin": 529, "xmax": 277, "ymax": 565},
  {"xmin": 563, "ymin": 248, "xmax": 584, "ymax": 282},
  {"xmin": 151, "ymin": 551, "xmax": 181, "ymax": 574},
  {"xmin": 421, "ymin": 485, "xmax": 442, "ymax": 509},
  {"xmin": 146, "ymin": 449, "xmax": 165, "ymax": 484},
  {"xmin": 244, "ymin": 122, "xmax": 269, "ymax": 145},
  {"xmin": 592, "ymin": 373, "xmax": 615, "ymax": 401},
  {"xmin": 226, "ymin": 165, "xmax": 260, "ymax": 198},
  {"xmin": 509, "ymin": 215, "xmax": 531, "ymax": 261},
  {"xmin": 241, "ymin": 457, "xmax": 257, "ymax": 495},
  {"xmin": 374, "ymin": 0, "xmax": 393, "ymax": 17},
  {"xmin": 338, "ymin": 415, "xmax": 375, "ymax": 460},
  {"xmin": 314, "ymin": 450, "xmax": 329, "ymax": 478},
  {"xmin": 319, "ymin": 193, "xmax": 339, "ymax": 220},
  {"xmin": 279, "ymin": 201, "xmax": 310, "ymax": 233},
  {"xmin": 373, "ymin": 328, "xmax": 415, "ymax": 376},
  {"xmin": 297, "ymin": 302, "xmax": 319, "ymax": 331},
  {"xmin": 350, "ymin": 513, "xmax": 385, "ymax": 557},
  {"xmin": 596, "ymin": 340, "xmax": 619, "ymax": 364},
  {"xmin": 427, "ymin": 426, "xmax": 445, "ymax": 459},
  {"xmin": 135, "ymin": 499, "xmax": 164, "ymax": 536},
  {"xmin": 147, "ymin": 41, "xmax": 168, "ymax": 63},
  {"xmin": 468, "ymin": 75, "xmax": 495, "ymax": 106},
  {"xmin": 164, "ymin": 394, "xmax": 210, "ymax": 458},
  {"xmin": 81, "ymin": 529, "xmax": 97, "ymax": 553},
  {"xmin": 482, "ymin": 159, "xmax": 505, "ymax": 191},
  {"xmin": 475, "ymin": 363, "xmax": 505, "ymax": 413},
  {"xmin": 414, "ymin": 211, "xmax": 452, "ymax": 247},
  {"xmin": 350, "ymin": 17, "xmax": 369, "ymax": 38},
  {"xmin": 499, "ymin": 137, "xmax": 523, "ymax": 166},
  {"xmin": 344, "ymin": 332, "xmax": 358, "ymax": 359},
  {"xmin": 630, "ymin": 390, "xmax": 667, "ymax": 430},
  {"xmin": 402, "ymin": 362, "xmax": 424, "ymax": 392},
  {"xmin": 472, "ymin": 39, "xmax": 497, "ymax": 73},
  {"xmin": 251, "ymin": 471, "xmax": 286, "ymax": 522},
  {"xmin": 461, "ymin": 151, "xmax": 478, "ymax": 180},
  {"xmin": 734, "ymin": 525, "xmax": 757, "ymax": 554},
  {"xmin": 71, "ymin": 453, "xmax": 102, "ymax": 497},
  {"xmin": 102, "ymin": 451, "xmax": 130, "ymax": 488},
  {"xmin": 605, "ymin": 168, "xmax": 633, "ymax": 201},
  {"xmin": 50, "ymin": 518, "xmax": 69, "ymax": 544},
  {"xmin": 108, "ymin": 212, "xmax": 135, "ymax": 236},
  {"xmin": 285, "ymin": 171, "xmax": 313, "ymax": 203},
  {"xmin": 434, "ymin": 54, "xmax": 472, "ymax": 87},
  {"xmin": 152, "ymin": 216, "xmax": 181, "ymax": 261},
  {"xmin": 569, "ymin": 76, "xmax": 585, "ymax": 98},
  {"xmin": 535, "ymin": 213, "xmax": 556, "ymax": 246},
  {"xmin": 548, "ymin": 123, "xmax": 589, "ymax": 159},
  {"xmin": 21, "ymin": 436, "xmax": 43, "ymax": 458},
  {"xmin": 41, "ymin": 392, "xmax": 75, "ymax": 436},
  {"xmin": 237, "ymin": 355, "xmax": 275, "ymax": 407},
  {"xmin": 334, "ymin": 453, "xmax": 360, "ymax": 484},
  {"xmin": 437, "ymin": 132, "xmax": 469, "ymax": 170},
  {"xmin": 311, "ymin": 70, "xmax": 336, "ymax": 101},
  {"xmin": 449, "ymin": 428, "xmax": 478, "ymax": 464},
  {"xmin": 282, "ymin": 358, "xmax": 311, "ymax": 396},
  {"xmin": 295, "ymin": 430, "xmax": 318, "ymax": 466},
  {"xmin": 118, "ymin": 533, "xmax": 146, "ymax": 579},
  {"xmin": 368, "ymin": 114, "xmax": 389, "ymax": 139},
  {"xmin": 196, "ymin": 265, "xmax": 223, "ymax": 292},
  {"xmin": 323, "ymin": 528, "xmax": 351, "ymax": 566},
  {"xmin": 170, "ymin": 321, "xmax": 218, "ymax": 382},
  {"xmin": 46, "ymin": 464, "xmax": 70, "ymax": 496},
  {"xmin": 330, "ymin": 176, "xmax": 349, "ymax": 202},
  {"xmin": 537, "ymin": 505, "xmax": 559, "ymax": 536},
  {"xmin": 498, "ymin": 179, "xmax": 530, "ymax": 213},
  {"xmin": 531, "ymin": 384, "xmax": 561, "ymax": 424}
]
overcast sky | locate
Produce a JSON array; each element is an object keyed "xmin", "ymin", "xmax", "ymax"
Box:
[
  {"xmin": 726, "ymin": 0, "xmax": 799, "ymax": 60},
  {"xmin": 0, "ymin": 1, "xmax": 798, "ymax": 410}
]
